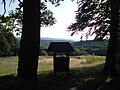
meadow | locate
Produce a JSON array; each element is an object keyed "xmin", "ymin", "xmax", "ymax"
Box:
[
  {"xmin": 0, "ymin": 56, "xmax": 105, "ymax": 76},
  {"xmin": 0, "ymin": 56, "xmax": 120, "ymax": 90}
]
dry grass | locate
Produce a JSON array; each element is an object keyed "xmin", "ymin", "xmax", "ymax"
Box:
[
  {"xmin": 0, "ymin": 56, "xmax": 105, "ymax": 76},
  {"xmin": 37, "ymin": 56, "xmax": 105, "ymax": 75},
  {"xmin": 1, "ymin": 56, "xmax": 120, "ymax": 90}
]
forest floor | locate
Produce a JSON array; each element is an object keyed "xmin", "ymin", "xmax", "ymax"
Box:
[{"xmin": 0, "ymin": 56, "xmax": 120, "ymax": 90}]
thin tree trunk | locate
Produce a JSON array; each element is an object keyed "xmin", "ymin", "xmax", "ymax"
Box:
[
  {"xmin": 103, "ymin": 0, "xmax": 119, "ymax": 76},
  {"xmin": 17, "ymin": 0, "xmax": 40, "ymax": 81}
]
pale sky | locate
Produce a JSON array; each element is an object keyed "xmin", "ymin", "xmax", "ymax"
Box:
[
  {"xmin": 41, "ymin": 0, "xmax": 95, "ymax": 41},
  {"xmin": 0, "ymin": 0, "xmax": 95, "ymax": 41},
  {"xmin": 41, "ymin": 0, "xmax": 82, "ymax": 41},
  {"xmin": 0, "ymin": 0, "xmax": 18, "ymax": 14}
]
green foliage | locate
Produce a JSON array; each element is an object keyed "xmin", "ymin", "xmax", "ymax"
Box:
[
  {"xmin": 0, "ymin": 0, "xmax": 56, "ymax": 57},
  {"xmin": 46, "ymin": 0, "xmax": 65, "ymax": 7},
  {"xmin": 0, "ymin": 15, "xmax": 19, "ymax": 57},
  {"xmin": 0, "ymin": 35, "xmax": 11, "ymax": 56},
  {"xmin": 40, "ymin": 50, "xmax": 48, "ymax": 56},
  {"xmin": 41, "ymin": 2, "xmax": 56, "ymax": 27},
  {"xmin": 7, "ymin": 1, "xmax": 56, "ymax": 35},
  {"xmin": 39, "ymin": 46, "xmax": 48, "ymax": 56},
  {"xmin": 68, "ymin": 0, "xmax": 110, "ymax": 40},
  {"xmin": 73, "ymin": 40, "xmax": 108, "ymax": 56},
  {"xmin": 74, "ymin": 47, "xmax": 88, "ymax": 55}
]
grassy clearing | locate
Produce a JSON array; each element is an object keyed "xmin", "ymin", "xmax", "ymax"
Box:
[
  {"xmin": 0, "ymin": 57, "xmax": 18, "ymax": 76},
  {"xmin": 37, "ymin": 56, "xmax": 105, "ymax": 74},
  {"xmin": 37, "ymin": 56, "xmax": 107, "ymax": 90},
  {"xmin": 0, "ymin": 56, "xmax": 120, "ymax": 90},
  {"xmin": 0, "ymin": 55, "xmax": 105, "ymax": 76},
  {"xmin": 0, "ymin": 56, "xmax": 105, "ymax": 76}
]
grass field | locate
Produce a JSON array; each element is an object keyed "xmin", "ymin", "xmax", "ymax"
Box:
[
  {"xmin": 0, "ymin": 56, "xmax": 120, "ymax": 90},
  {"xmin": 0, "ymin": 56, "xmax": 105, "ymax": 76}
]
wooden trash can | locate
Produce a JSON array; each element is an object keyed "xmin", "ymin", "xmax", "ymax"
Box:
[
  {"xmin": 54, "ymin": 55, "xmax": 69, "ymax": 75},
  {"xmin": 47, "ymin": 42, "xmax": 74, "ymax": 75}
]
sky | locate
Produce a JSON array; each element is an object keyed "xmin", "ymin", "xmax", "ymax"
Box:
[
  {"xmin": 41, "ymin": 0, "xmax": 81, "ymax": 41},
  {"xmin": 0, "ymin": 0, "xmax": 18, "ymax": 14},
  {"xmin": 0, "ymin": 0, "xmax": 95, "ymax": 41}
]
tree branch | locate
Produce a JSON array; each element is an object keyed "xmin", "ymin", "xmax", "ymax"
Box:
[
  {"xmin": 18, "ymin": 0, "xmax": 22, "ymax": 4},
  {"xmin": 1, "ymin": 0, "xmax": 6, "ymax": 15}
]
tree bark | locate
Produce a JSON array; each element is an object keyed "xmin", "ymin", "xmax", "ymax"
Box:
[
  {"xmin": 103, "ymin": 0, "xmax": 119, "ymax": 76},
  {"xmin": 17, "ymin": 0, "xmax": 40, "ymax": 81}
]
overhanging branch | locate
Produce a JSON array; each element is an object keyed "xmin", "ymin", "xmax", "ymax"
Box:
[{"xmin": 1, "ymin": 0, "xmax": 6, "ymax": 15}]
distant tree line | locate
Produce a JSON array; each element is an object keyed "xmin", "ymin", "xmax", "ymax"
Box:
[
  {"xmin": 73, "ymin": 40, "xmax": 108, "ymax": 56},
  {"xmin": 39, "ymin": 40, "xmax": 108, "ymax": 56}
]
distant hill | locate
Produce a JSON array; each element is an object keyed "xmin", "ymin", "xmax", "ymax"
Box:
[
  {"xmin": 16, "ymin": 37, "xmax": 75, "ymax": 48},
  {"xmin": 41, "ymin": 37, "xmax": 75, "ymax": 48},
  {"xmin": 16, "ymin": 37, "xmax": 109, "ymax": 56},
  {"xmin": 73, "ymin": 40, "xmax": 108, "ymax": 56}
]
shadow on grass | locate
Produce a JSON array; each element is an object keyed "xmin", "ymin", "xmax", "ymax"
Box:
[
  {"xmin": 38, "ymin": 63, "xmax": 120, "ymax": 90},
  {"xmin": 0, "ymin": 64, "xmax": 120, "ymax": 90},
  {"xmin": 0, "ymin": 74, "xmax": 60, "ymax": 90}
]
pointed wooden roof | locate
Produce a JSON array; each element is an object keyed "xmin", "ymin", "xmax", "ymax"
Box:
[{"xmin": 47, "ymin": 42, "xmax": 75, "ymax": 53}]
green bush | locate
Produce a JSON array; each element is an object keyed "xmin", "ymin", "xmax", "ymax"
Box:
[{"xmin": 40, "ymin": 50, "xmax": 48, "ymax": 56}]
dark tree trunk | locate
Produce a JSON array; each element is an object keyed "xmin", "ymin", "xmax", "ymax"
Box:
[
  {"xmin": 17, "ymin": 0, "xmax": 40, "ymax": 81},
  {"xmin": 103, "ymin": 0, "xmax": 119, "ymax": 76}
]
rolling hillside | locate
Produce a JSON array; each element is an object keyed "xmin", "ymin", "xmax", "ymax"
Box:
[
  {"xmin": 16, "ymin": 37, "xmax": 108, "ymax": 56},
  {"xmin": 40, "ymin": 37, "xmax": 74, "ymax": 48},
  {"xmin": 16, "ymin": 37, "xmax": 75, "ymax": 48},
  {"xmin": 73, "ymin": 40, "xmax": 108, "ymax": 56}
]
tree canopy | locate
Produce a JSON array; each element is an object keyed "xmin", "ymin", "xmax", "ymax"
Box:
[
  {"xmin": 0, "ymin": 15, "xmax": 19, "ymax": 56},
  {"xmin": 0, "ymin": 0, "xmax": 56, "ymax": 57},
  {"xmin": 68, "ymin": 0, "xmax": 111, "ymax": 40},
  {"xmin": 67, "ymin": 0, "xmax": 120, "ymax": 76},
  {"xmin": 1, "ymin": 1, "xmax": 56, "ymax": 35}
]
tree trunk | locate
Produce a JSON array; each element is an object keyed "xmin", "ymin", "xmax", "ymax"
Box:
[
  {"xmin": 103, "ymin": 0, "xmax": 119, "ymax": 76},
  {"xmin": 17, "ymin": 0, "xmax": 40, "ymax": 81}
]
